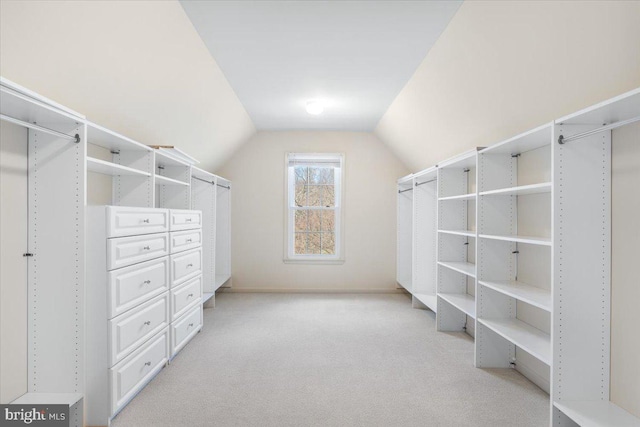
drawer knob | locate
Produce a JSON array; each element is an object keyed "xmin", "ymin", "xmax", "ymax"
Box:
[
  {"xmin": 188, "ymin": 323, "xmax": 194, "ymax": 327},
  {"xmin": 188, "ymin": 293, "xmax": 194, "ymax": 298},
  {"xmin": 187, "ymin": 263, "xmax": 193, "ymax": 268},
  {"xmin": 143, "ymin": 321, "xmax": 151, "ymax": 326},
  {"xmin": 186, "ymin": 239, "xmax": 192, "ymax": 243},
  {"xmin": 186, "ymin": 218, "xmax": 192, "ymax": 222},
  {"xmin": 144, "ymin": 361, "xmax": 151, "ymax": 366},
  {"xmin": 143, "ymin": 246, "xmax": 151, "ymax": 250},
  {"xmin": 143, "ymin": 280, "xmax": 151, "ymax": 284},
  {"xmin": 142, "ymin": 219, "xmax": 150, "ymax": 223}
]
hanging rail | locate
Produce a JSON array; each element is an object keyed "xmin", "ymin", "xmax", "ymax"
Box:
[
  {"xmin": 398, "ymin": 187, "xmax": 413, "ymax": 194},
  {"xmin": 192, "ymin": 176, "xmax": 215, "ymax": 185},
  {"xmin": 415, "ymin": 177, "xmax": 437, "ymax": 187},
  {"xmin": 557, "ymin": 116, "xmax": 640, "ymax": 144},
  {"xmin": 217, "ymin": 184, "xmax": 231, "ymax": 189},
  {"xmin": 0, "ymin": 114, "xmax": 80, "ymax": 143}
]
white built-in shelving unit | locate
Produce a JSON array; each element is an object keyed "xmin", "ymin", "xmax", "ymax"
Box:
[
  {"xmin": 155, "ymin": 150, "xmax": 192, "ymax": 209},
  {"xmin": 396, "ymin": 174, "xmax": 414, "ymax": 293},
  {"xmin": 436, "ymin": 150, "xmax": 478, "ymax": 335},
  {"xmin": 191, "ymin": 166, "xmax": 218, "ymax": 303}
]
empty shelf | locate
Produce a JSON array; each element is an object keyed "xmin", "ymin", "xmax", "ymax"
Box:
[
  {"xmin": 87, "ymin": 157, "xmax": 151, "ymax": 177},
  {"xmin": 203, "ymin": 292, "xmax": 215, "ymax": 303},
  {"xmin": 554, "ymin": 400, "xmax": 640, "ymax": 427},
  {"xmin": 12, "ymin": 392, "xmax": 83, "ymax": 406},
  {"xmin": 438, "ymin": 229, "xmax": 476, "ymax": 237},
  {"xmin": 155, "ymin": 175, "xmax": 189, "ymax": 186},
  {"xmin": 413, "ymin": 293, "xmax": 437, "ymax": 313},
  {"xmin": 438, "ymin": 193, "xmax": 476, "ymax": 201},
  {"xmin": 479, "ymin": 234, "xmax": 551, "ymax": 246},
  {"xmin": 87, "ymin": 122, "xmax": 151, "ymax": 152},
  {"xmin": 478, "ymin": 317, "xmax": 550, "ymax": 365},
  {"xmin": 479, "ymin": 123, "xmax": 552, "ymax": 155},
  {"xmin": 480, "ymin": 182, "xmax": 551, "ymax": 196},
  {"xmin": 479, "ymin": 280, "xmax": 551, "ymax": 312},
  {"xmin": 438, "ymin": 293, "xmax": 475, "ymax": 318},
  {"xmin": 215, "ymin": 274, "xmax": 231, "ymax": 289},
  {"xmin": 437, "ymin": 261, "xmax": 476, "ymax": 278}
]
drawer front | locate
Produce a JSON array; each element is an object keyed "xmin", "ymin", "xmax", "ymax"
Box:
[
  {"xmin": 108, "ymin": 257, "xmax": 170, "ymax": 319},
  {"xmin": 170, "ymin": 247, "xmax": 202, "ymax": 287},
  {"xmin": 109, "ymin": 293, "xmax": 169, "ymax": 366},
  {"xmin": 171, "ymin": 276, "xmax": 202, "ymax": 321},
  {"xmin": 171, "ymin": 305, "xmax": 202, "ymax": 357},
  {"xmin": 107, "ymin": 206, "xmax": 169, "ymax": 238},
  {"xmin": 169, "ymin": 209, "xmax": 202, "ymax": 231},
  {"xmin": 108, "ymin": 233, "xmax": 169, "ymax": 271},
  {"xmin": 110, "ymin": 328, "xmax": 169, "ymax": 415},
  {"xmin": 170, "ymin": 229, "xmax": 202, "ymax": 254}
]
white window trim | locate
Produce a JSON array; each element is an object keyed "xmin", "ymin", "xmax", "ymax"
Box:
[{"xmin": 283, "ymin": 152, "xmax": 345, "ymax": 264}]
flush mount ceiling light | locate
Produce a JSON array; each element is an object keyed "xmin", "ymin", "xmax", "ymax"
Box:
[{"xmin": 305, "ymin": 100, "xmax": 324, "ymax": 115}]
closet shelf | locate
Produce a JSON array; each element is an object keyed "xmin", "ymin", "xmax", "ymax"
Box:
[
  {"xmin": 155, "ymin": 175, "xmax": 190, "ymax": 187},
  {"xmin": 553, "ymin": 400, "xmax": 640, "ymax": 427},
  {"xmin": 479, "ymin": 182, "xmax": 551, "ymax": 197},
  {"xmin": 479, "ymin": 234, "xmax": 551, "ymax": 246},
  {"xmin": 12, "ymin": 392, "xmax": 83, "ymax": 406},
  {"xmin": 438, "ymin": 193, "xmax": 476, "ymax": 201},
  {"xmin": 155, "ymin": 150, "xmax": 191, "ymax": 168},
  {"xmin": 87, "ymin": 122, "xmax": 151, "ymax": 152},
  {"xmin": 191, "ymin": 166, "xmax": 217, "ymax": 183},
  {"xmin": 438, "ymin": 293, "xmax": 475, "ymax": 318},
  {"xmin": 215, "ymin": 274, "xmax": 231, "ymax": 290},
  {"xmin": 479, "ymin": 123, "xmax": 552, "ymax": 155},
  {"xmin": 438, "ymin": 261, "xmax": 476, "ymax": 278},
  {"xmin": 413, "ymin": 293, "xmax": 437, "ymax": 313},
  {"xmin": 202, "ymin": 292, "xmax": 214, "ymax": 304},
  {"xmin": 478, "ymin": 317, "xmax": 550, "ymax": 365},
  {"xmin": 438, "ymin": 229, "xmax": 476, "ymax": 237},
  {"xmin": 479, "ymin": 280, "xmax": 551, "ymax": 312},
  {"xmin": 87, "ymin": 157, "xmax": 151, "ymax": 177}
]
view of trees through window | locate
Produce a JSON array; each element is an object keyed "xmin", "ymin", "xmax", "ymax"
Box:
[{"xmin": 293, "ymin": 166, "xmax": 336, "ymax": 255}]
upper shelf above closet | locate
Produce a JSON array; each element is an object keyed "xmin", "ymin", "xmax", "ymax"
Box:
[
  {"xmin": 86, "ymin": 122, "xmax": 154, "ymax": 177},
  {"xmin": 557, "ymin": 87, "xmax": 640, "ymax": 128}
]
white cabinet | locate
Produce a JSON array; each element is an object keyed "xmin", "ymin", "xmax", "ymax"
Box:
[
  {"xmin": 170, "ymin": 276, "xmax": 202, "ymax": 321},
  {"xmin": 169, "ymin": 209, "xmax": 202, "ymax": 231},
  {"xmin": 106, "ymin": 206, "xmax": 169, "ymax": 237},
  {"xmin": 107, "ymin": 232, "xmax": 169, "ymax": 270},
  {"xmin": 170, "ymin": 247, "xmax": 202, "ymax": 286},
  {"xmin": 170, "ymin": 229, "xmax": 202, "ymax": 253},
  {"xmin": 170, "ymin": 305, "xmax": 203, "ymax": 356}
]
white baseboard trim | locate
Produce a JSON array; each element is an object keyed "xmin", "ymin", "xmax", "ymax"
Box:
[
  {"xmin": 516, "ymin": 360, "xmax": 550, "ymax": 394},
  {"xmin": 217, "ymin": 287, "xmax": 405, "ymax": 294}
]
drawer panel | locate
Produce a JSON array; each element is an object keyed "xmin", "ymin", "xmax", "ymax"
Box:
[
  {"xmin": 170, "ymin": 247, "xmax": 202, "ymax": 287},
  {"xmin": 108, "ymin": 257, "xmax": 170, "ymax": 319},
  {"xmin": 110, "ymin": 328, "xmax": 169, "ymax": 416},
  {"xmin": 108, "ymin": 233, "xmax": 169, "ymax": 271},
  {"xmin": 170, "ymin": 229, "xmax": 202, "ymax": 254},
  {"xmin": 169, "ymin": 209, "xmax": 202, "ymax": 231},
  {"xmin": 107, "ymin": 206, "xmax": 169, "ymax": 238},
  {"xmin": 171, "ymin": 276, "xmax": 202, "ymax": 321},
  {"xmin": 171, "ymin": 305, "xmax": 202, "ymax": 357},
  {"xmin": 109, "ymin": 293, "xmax": 169, "ymax": 366}
]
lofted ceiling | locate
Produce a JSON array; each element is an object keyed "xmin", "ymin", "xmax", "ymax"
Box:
[{"xmin": 180, "ymin": 1, "xmax": 461, "ymax": 131}]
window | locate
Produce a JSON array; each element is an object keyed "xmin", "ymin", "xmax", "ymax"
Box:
[{"xmin": 285, "ymin": 153, "xmax": 343, "ymax": 262}]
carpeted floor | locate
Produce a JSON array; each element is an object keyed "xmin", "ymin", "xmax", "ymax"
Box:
[{"xmin": 111, "ymin": 293, "xmax": 549, "ymax": 427}]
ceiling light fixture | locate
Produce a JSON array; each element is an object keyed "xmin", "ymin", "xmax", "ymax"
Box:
[{"xmin": 305, "ymin": 100, "xmax": 324, "ymax": 115}]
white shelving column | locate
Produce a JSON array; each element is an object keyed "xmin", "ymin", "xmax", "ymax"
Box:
[
  {"xmin": 552, "ymin": 89, "xmax": 640, "ymax": 426},
  {"xmin": 396, "ymin": 174, "xmax": 414, "ymax": 293},
  {"xmin": 411, "ymin": 167, "xmax": 438, "ymax": 312},
  {"xmin": 474, "ymin": 124, "xmax": 553, "ymax": 393},
  {"xmin": 215, "ymin": 176, "xmax": 232, "ymax": 289},
  {"xmin": 436, "ymin": 150, "xmax": 478, "ymax": 335},
  {"xmin": 1, "ymin": 78, "xmax": 86, "ymax": 424},
  {"xmin": 191, "ymin": 166, "xmax": 217, "ymax": 303},
  {"xmin": 155, "ymin": 151, "xmax": 191, "ymax": 209}
]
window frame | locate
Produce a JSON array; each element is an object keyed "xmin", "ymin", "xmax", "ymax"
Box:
[{"xmin": 284, "ymin": 152, "xmax": 345, "ymax": 264}]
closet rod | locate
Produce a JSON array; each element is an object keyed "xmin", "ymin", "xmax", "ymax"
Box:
[
  {"xmin": 415, "ymin": 178, "xmax": 437, "ymax": 187},
  {"xmin": 557, "ymin": 115, "xmax": 640, "ymax": 144},
  {"xmin": 0, "ymin": 114, "xmax": 80, "ymax": 143},
  {"xmin": 398, "ymin": 187, "xmax": 413, "ymax": 194},
  {"xmin": 192, "ymin": 176, "xmax": 215, "ymax": 185},
  {"xmin": 217, "ymin": 184, "xmax": 231, "ymax": 189}
]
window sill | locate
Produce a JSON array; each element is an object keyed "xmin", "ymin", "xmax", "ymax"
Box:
[{"xmin": 283, "ymin": 258, "xmax": 345, "ymax": 265}]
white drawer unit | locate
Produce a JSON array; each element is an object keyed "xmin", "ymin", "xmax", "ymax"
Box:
[
  {"xmin": 107, "ymin": 206, "xmax": 169, "ymax": 238},
  {"xmin": 110, "ymin": 328, "xmax": 169, "ymax": 416},
  {"xmin": 170, "ymin": 229, "xmax": 202, "ymax": 253},
  {"xmin": 108, "ymin": 293, "xmax": 169, "ymax": 366},
  {"xmin": 171, "ymin": 305, "xmax": 202, "ymax": 357},
  {"xmin": 107, "ymin": 232, "xmax": 169, "ymax": 270},
  {"xmin": 108, "ymin": 256, "xmax": 170, "ymax": 319},
  {"xmin": 169, "ymin": 209, "xmax": 202, "ymax": 231},
  {"xmin": 171, "ymin": 276, "xmax": 202, "ymax": 321},
  {"xmin": 170, "ymin": 247, "xmax": 202, "ymax": 287}
]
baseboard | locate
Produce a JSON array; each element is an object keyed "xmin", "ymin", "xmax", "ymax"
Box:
[
  {"xmin": 217, "ymin": 287, "xmax": 405, "ymax": 294},
  {"xmin": 516, "ymin": 359, "xmax": 550, "ymax": 394}
]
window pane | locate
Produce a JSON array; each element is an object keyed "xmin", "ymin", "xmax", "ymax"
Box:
[
  {"xmin": 321, "ymin": 210, "xmax": 335, "ymax": 232},
  {"xmin": 294, "ymin": 232, "xmax": 307, "ymax": 254},
  {"xmin": 308, "ymin": 210, "xmax": 322, "ymax": 231},
  {"xmin": 322, "ymin": 185, "xmax": 335, "ymax": 207},
  {"xmin": 308, "ymin": 167, "xmax": 322, "ymax": 184},
  {"xmin": 321, "ymin": 232, "xmax": 335, "ymax": 254},
  {"xmin": 307, "ymin": 185, "xmax": 321, "ymax": 206},
  {"xmin": 294, "ymin": 185, "xmax": 306, "ymax": 207},
  {"xmin": 294, "ymin": 210, "xmax": 308, "ymax": 231},
  {"xmin": 319, "ymin": 168, "xmax": 334, "ymax": 185},
  {"xmin": 294, "ymin": 166, "xmax": 308, "ymax": 184},
  {"xmin": 308, "ymin": 232, "xmax": 321, "ymax": 254}
]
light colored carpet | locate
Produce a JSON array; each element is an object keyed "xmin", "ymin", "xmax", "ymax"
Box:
[{"xmin": 111, "ymin": 293, "xmax": 549, "ymax": 427}]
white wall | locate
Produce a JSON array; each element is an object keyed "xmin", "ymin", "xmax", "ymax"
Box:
[
  {"xmin": 217, "ymin": 131, "xmax": 409, "ymax": 291},
  {"xmin": 0, "ymin": 0, "xmax": 256, "ymax": 172},
  {"xmin": 376, "ymin": 0, "xmax": 640, "ymax": 172},
  {"xmin": 0, "ymin": 122, "xmax": 28, "ymax": 402}
]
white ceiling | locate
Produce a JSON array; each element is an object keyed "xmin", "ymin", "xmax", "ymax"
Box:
[{"xmin": 180, "ymin": 1, "xmax": 461, "ymax": 131}]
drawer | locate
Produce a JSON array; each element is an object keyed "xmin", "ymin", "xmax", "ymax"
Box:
[
  {"xmin": 108, "ymin": 257, "xmax": 170, "ymax": 319},
  {"xmin": 107, "ymin": 206, "xmax": 169, "ymax": 238},
  {"xmin": 107, "ymin": 233, "xmax": 169, "ymax": 271},
  {"xmin": 170, "ymin": 276, "xmax": 202, "ymax": 321},
  {"xmin": 170, "ymin": 247, "xmax": 202, "ymax": 287},
  {"xmin": 169, "ymin": 209, "xmax": 202, "ymax": 231},
  {"xmin": 171, "ymin": 305, "xmax": 202, "ymax": 357},
  {"xmin": 110, "ymin": 328, "xmax": 169, "ymax": 416},
  {"xmin": 108, "ymin": 293, "xmax": 169, "ymax": 366},
  {"xmin": 170, "ymin": 229, "xmax": 202, "ymax": 254}
]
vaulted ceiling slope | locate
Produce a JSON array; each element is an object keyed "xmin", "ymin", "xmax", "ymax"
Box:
[
  {"xmin": 375, "ymin": 1, "xmax": 640, "ymax": 173},
  {"xmin": 180, "ymin": 1, "xmax": 461, "ymax": 131},
  {"xmin": 0, "ymin": 1, "xmax": 255, "ymax": 172}
]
